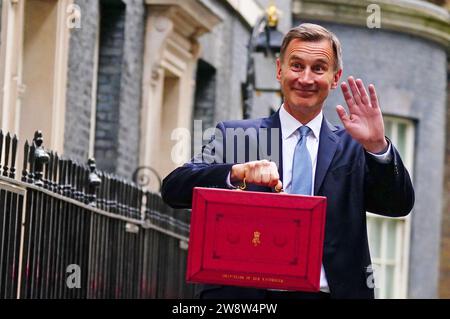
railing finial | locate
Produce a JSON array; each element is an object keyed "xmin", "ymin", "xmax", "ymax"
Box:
[
  {"xmin": 87, "ymin": 158, "xmax": 101, "ymax": 206},
  {"xmin": 31, "ymin": 130, "xmax": 50, "ymax": 187}
]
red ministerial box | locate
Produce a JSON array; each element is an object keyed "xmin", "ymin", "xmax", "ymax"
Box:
[{"xmin": 186, "ymin": 187, "xmax": 327, "ymax": 292}]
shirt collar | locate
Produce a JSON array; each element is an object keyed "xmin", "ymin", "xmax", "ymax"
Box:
[{"xmin": 279, "ymin": 104, "xmax": 323, "ymax": 140}]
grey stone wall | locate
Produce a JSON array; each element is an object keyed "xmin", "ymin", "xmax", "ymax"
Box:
[
  {"xmin": 299, "ymin": 21, "xmax": 447, "ymax": 298},
  {"xmin": 115, "ymin": 0, "xmax": 145, "ymax": 179},
  {"xmin": 64, "ymin": 0, "xmax": 99, "ymax": 162}
]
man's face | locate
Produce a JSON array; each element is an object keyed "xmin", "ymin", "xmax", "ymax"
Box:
[{"xmin": 276, "ymin": 39, "xmax": 342, "ymax": 122}]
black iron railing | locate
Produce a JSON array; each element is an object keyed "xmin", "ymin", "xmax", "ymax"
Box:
[{"xmin": 0, "ymin": 130, "xmax": 193, "ymax": 299}]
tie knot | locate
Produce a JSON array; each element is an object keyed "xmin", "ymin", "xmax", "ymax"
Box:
[{"xmin": 298, "ymin": 125, "xmax": 311, "ymax": 137}]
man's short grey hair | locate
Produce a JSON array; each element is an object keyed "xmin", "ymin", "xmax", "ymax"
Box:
[{"xmin": 279, "ymin": 23, "xmax": 343, "ymax": 72}]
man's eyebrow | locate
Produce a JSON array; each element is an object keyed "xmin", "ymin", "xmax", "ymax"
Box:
[
  {"xmin": 314, "ymin": 58, "xmax": 330, "ymax": 65},
  {"xmin": 288, "ymin": 55, "xmax": 303, "ymax": 61},
  {"xmin": 287, "ymin": 56, "xmax": 331, "ymax": 65}
]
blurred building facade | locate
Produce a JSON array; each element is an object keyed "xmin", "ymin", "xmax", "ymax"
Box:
[{"xmin": 0, "ymin": 0, "xmax": 449, "ymax": 298}]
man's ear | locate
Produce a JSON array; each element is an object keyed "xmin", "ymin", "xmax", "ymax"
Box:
[
  {"xmin": 276, "ymin": 58, "xmax": 282, "ymax": 82},
  {"xmin": 331, "ymin": 68, "xmax": 343, "ymax": 89}
]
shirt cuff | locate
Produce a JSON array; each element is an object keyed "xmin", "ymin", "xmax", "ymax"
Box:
[
  {"xmin": 366, "ymin": 141, "xmax": 392, "ymax": 163},
  {"xmin": 226, "ymin": 172, "xmax": 237, "ymax": 189}
]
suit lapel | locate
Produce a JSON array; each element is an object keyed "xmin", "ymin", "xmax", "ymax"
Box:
[{"xmin": 314, "ymin": 118, "xmax": 340, "ymax": 195}]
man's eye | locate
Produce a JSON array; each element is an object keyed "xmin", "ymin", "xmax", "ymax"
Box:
[
  {"xmin": 313, "ymin": 65, "xmax": 326, "ymax": 73},
  {"xmin": 291, "ymin": 63, "xmax": 302, "ymax": 71}
]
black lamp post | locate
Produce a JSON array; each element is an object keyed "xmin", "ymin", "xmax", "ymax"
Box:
[{"xmin": 242, "ymin": 4, "xmax": 284, "ymax": 119}]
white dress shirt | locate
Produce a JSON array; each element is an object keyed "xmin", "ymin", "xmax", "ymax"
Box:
[{"xmin": 279, "ymin": 105, "xmax": 331, "ymax": 292}]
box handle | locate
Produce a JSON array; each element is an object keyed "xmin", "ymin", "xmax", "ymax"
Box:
[{"xmin": 237, "ymin": 177, "xmax": 284, "ymax": 193}]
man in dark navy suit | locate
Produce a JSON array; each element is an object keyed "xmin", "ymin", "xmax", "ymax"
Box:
[{"xmin": 161, "ymin": 23, "xmax": 414, "ymax": 299}]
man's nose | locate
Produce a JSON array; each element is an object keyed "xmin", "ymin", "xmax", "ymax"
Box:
[{"xmin": 297, "ymin": 68, "xmax": 314, "ymax": 85}]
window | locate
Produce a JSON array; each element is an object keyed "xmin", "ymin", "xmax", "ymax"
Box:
[
  {"xmin": 367, "ymin": 116, "xmax": 415, "ymax": 299},
  {"xmin": 94, "ymin": 0, "xmax": 126, "ymax": 173},
  {"xmin": 192, "ymin": 59, "xmax": 216, "ymax": 157}
]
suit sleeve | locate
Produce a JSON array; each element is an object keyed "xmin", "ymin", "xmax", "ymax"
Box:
[
  {"xmin": 161, "ymin": 122, "xmax": 233, "ymax": 209},
  {"xmin": 364, "ymin": 143, "xmax": 415, "ymax": 217}
]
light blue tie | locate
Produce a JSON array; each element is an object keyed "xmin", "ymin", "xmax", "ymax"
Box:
[{"xmin": 291, "ymin": 126, "xmax": 312, "ymax": 195}]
